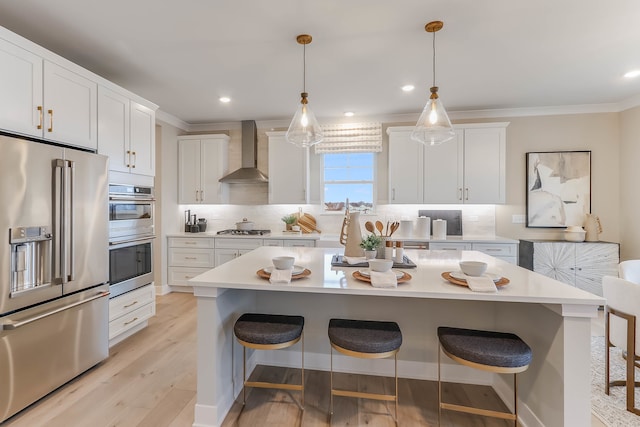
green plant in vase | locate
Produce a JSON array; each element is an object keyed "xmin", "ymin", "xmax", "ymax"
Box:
[
  {"xmin": 360, "ymin": 233, "xmax": 382, "ymax": 259},
  {"xmin": 281, "ymin": 214, "xmax": 297, "ymax": 231}
]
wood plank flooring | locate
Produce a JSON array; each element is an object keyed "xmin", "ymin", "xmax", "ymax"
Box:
[{"xmin": 2, "ymin": 292, "xmax": 601, "ymax": 426}]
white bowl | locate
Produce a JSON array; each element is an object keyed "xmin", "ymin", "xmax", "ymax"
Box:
[
  {"xmin": 272, "ymin": 256, "xmax": 295, "ymax": 270},
  {"xmin": 459, "ymin": 261, "xmax": 488, "ymax": 277},
  {"xmin": 564, "ymin": 230, "xmax": 586, "ymax": 242},
  {"xmin": 368, "ymin": 259, "xmax": 393, "ymax": 272}
]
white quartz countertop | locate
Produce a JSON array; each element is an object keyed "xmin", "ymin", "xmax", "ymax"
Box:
[
  {"xmin": 189, "ymin": 247, "xmax": 604, "ymax": 306},
  {"xmin": 167, "ymin": 231, "xmax": 321, "ymax": 240}
]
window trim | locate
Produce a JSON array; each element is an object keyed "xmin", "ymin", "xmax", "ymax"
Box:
[{"xmin": 320, "ymin": 152, "xmax": 377, "ymax": 213}]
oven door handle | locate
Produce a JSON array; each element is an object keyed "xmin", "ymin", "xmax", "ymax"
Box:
[
  {"xmin": 1, "ymin": 291, "xmax": 110, "ymax": 330},
  {"xmin": 109, "ymin": 236, "xmax": 156, "ymax": 247},
  {"xmin": 109, "ymin": 196, "xmax": 156, "ymax": 202}
]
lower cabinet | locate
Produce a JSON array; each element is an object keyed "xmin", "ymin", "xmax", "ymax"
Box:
[
  {"xmin": 109, "ymin": 284, "xmax": 156, "ymax": 346},
  {"xmin": 519, "ymin": 240, "xmax": 620, "ymax": 296},
  {"xmin": 429, "ymin": 241, "xmax": 518, "ymax": 264},
  {"xmin": 168, "ymin": 236, "xmax": 215, "ymax": 289}
]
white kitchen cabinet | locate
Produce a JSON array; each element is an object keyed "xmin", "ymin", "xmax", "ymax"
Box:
[
  {"xmin": 519, "ymin": 240, "xmax": 619, "ymax": 296},
  {"xmin": 266, "ymin": 131, "xmax": 309, "ymax": 204},
  {"xmin": 0, "ymin": 42, "xmax": 97, "ymax": 150},
  {"xmin": 263, "ymin": 238, "xmax": 316, "ymax": 248},
  {"xmin": 214, "ymin": 238, "xmax": 261, "ymax": 266},
  {"xmin": 98, "ymin": 87, "xmax": 156, "ymax": 176},
  {"xmin": 109, "ymin": 283, "xmax": 156, "ymax": 346},
  {"xmin": 168, "ymin": 237, "xmax": 215, "ymax": 289},
  {"xmin": 429, "ymin": 241, "xmax": 518, "ymax": 264},
  {"xmin": 387, "ymin": 123, "xmax": 507, "ymax": 204},
  {"xmin": 178, "ymin": 135, "xmax": 229, "ymax": 204},
  {"xmin": 0, "ymin": 38, "xmax": 43, "ymax": 138},
  {"xmin": 429, "ymin": 242, "xmax": 472, "ymax": 251}
]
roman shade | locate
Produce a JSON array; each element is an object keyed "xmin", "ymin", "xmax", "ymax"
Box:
[{"xmin": 314, "ymin": 122, "xmax": 382, "ymax": 153}]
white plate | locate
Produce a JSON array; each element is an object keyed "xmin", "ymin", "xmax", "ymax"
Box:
[
  {"xmin": 263, "ymin": 265, "xmax": 305, "ymax": 275},
  {"xmin": 450, "ymin": 270, "xmax": 501, "ymax": 282},
  {"xmin": 358, "ymin": 269, "xmax": 404, "ymax": 279}
]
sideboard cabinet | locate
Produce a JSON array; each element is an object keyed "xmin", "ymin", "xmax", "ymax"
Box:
[{"xmin": 519, "ymin": 240, "xmax": 619, "ymax": 296}]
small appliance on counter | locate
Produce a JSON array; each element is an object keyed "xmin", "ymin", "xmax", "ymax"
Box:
[
  {"xmin": 432, "ymin": 219, "xmax": 447, "ymax": 240},
  {"xmin": 418, "ymin": 209, "xmax": 462, "ymax": 237}
]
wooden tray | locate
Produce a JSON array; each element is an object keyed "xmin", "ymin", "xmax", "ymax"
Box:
[
  {"xmin": 352, "ymin": 270, "xmax": 412, "ymax": 284},
  {"xmin": 441, "ymin": 272, "xmax": 510, "ymax": 287},
  {"xmin": 256, "ymin": 268, "xmax": 311, "ymax": 280}
]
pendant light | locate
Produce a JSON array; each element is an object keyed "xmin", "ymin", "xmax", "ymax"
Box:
[
  {"xmin": 411, "ymin": 21, "xmax": 455, "ymax": 146},
  {"xmin": 285, "ymin": 34, "xmax": 324, "ymax": 147}
]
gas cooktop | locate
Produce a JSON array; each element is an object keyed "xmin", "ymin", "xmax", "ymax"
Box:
[{"xmin": 216, "ymin": 229, "xmax": 271, "ymax": 236}]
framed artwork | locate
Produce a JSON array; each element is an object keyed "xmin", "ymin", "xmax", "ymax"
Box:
[{"xmin": 526, "ymin": 151, "xmax": 591, "ymax": 228}]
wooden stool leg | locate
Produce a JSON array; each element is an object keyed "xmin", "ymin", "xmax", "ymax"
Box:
[
  {"xmin": 242, "ymin": 345, "xmax": 247, "ymax": 405},
  {"xmin": 301, "ymin": 331, "xmax": 305, "ymax": 409},
  {"xmin": 395, "ymin": 352, "xmax": 398, "ymax": 421},
  {"xmin": 438, "ymin": 343, "xmax": 442, "ymax": 426},
  {"xmin": 514, "ymin": 373, "xmax": 518, "ymax": 427},
  {"xmin": 330, "ymin": 345, "xmax": 334, "ymax": 416}
]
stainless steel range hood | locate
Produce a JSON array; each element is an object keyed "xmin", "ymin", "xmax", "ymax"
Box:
[{"xmin": 219, "ymin": 120, "xmax": 268, "ymax": 183}]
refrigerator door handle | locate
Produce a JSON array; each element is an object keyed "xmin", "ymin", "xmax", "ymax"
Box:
[
  {"xmin": 54, "ymin": 159, "xmax": 67, "ymax": 285},
  {"xmin": 0, "ymin": 291, "xmax": 110, "ymax": 330},
  {"xmin": 68, "ymin": 160, "xmax": 75, "ymax": 282}
]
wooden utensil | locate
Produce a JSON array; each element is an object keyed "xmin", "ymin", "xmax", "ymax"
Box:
[
  {"xmin": 389, "ymin": 222, "xmax": 400, "ymax": 236},
  {"xmin": 375, "ymin": 221, "xmax": 384, "ymax": 236},
  {"xmin": 365, "ymin": 221, "xmax": 376, "ymax": 235}
]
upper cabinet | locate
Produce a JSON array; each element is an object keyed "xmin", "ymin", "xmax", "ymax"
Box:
[
  {"xmin": 388, "ymin": 123, "xmax": 508, "ymax": 204},
  {"xmin": 98, "ymin": 86, "xmax": 155, "ymax": 177},
  {"xmin": 266, "ymin": 131, "xmax": 309, "ymax": 204},
  {"xmin": 178, "ymin": 135, "xmax": 229, "ymax": 204},
  {"xmin": 0, "ymin": 26, "xmax": 156, "ymax": 154},
  {"xmin": 0, "ymin": 38, "xmax": 97, "ymax": 150}
]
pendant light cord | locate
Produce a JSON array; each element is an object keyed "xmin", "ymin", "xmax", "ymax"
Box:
[
  {"xmin": 432, "ymin": 30, "xmax": 436, "ymax": 88},
  {"xmin": 303, "ymin": 42, "xmax": 307, "ymax": 93}
]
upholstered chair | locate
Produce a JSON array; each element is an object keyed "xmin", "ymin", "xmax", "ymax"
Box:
[{"xmin": 618, "ymin": 260, "xmax": 640, "ymax": 284}]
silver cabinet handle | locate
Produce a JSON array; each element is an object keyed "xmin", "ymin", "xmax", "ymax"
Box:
[
  {"xmin": 123, "ymin": 300, "xmax": 138, "ymax": 309},
  {"xmin": 131, "ymin": 151, "xmax": 136, "ymax": 168},
  {"xmin": 392, "ymin": 188, "xmax": 396, "ymax": 201},
  {"xmin": 123, "ymin": 317, "xmax": 139, "ymax": 326},
  {"xmin": 200, "ymin": 190, "xmax": 204, "ymax": 201},
  {"xmin": 465, "ymin": 188, "xmax": 469, "ymax": 201},
  {"xmin": 458, "ymin": 188, "xmax": 463, "ymax": 200},
  {"xmin": 68, "ymin": 160, "xmax": 75, "ymax": 281},
  {"xmin": 1, "ymin": 291, "xmax": 109, "ymax": 330}
]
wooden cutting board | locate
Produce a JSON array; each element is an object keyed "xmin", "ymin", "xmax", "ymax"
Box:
[{"xmin": 293, "ymin": 212, "xmax": 321, "ymax": 233}]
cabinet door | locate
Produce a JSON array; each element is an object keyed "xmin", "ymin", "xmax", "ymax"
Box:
[
  {"xmin": 130, "ymin": 101, "xmax": 155, "ymax": 176},
  {"xmin": 463, "ymin": 127, "xmax": 505, "ymax": 204},
  {"xmin": 98, "ymin": 86, "xmax": 130, "ymax": 173},
  {"xmin": 215, "ymin": 249, "xmax": 238, "ymax": 267},
  {"xmin": 0, "ymin": 39, "xmax": 43, "ymax": 137},
  {"xmin": 532, "ymin": 242, "xmax": 576, "ymax": 286},
  {"xmin": 429, "ymin": 242, "xmax": 472, "ymax": 251},
  {"xmin": 43, "ymin": 61, "xmax": 97, "ymax": 150},
  {"xmin": 201, "ymin": 138, "xmax": 228, "ymax": 204},
  {"xmin": 268, "ymin": 135, "xmax": 308, "ymax": 203},
  {"xmin": 423, "ymin": 130, "xmax": 463, "ymax": 203},
  {"xmin": 284, "ymin": 240, "xmax": 315, "ymax": 247},
  {"xmin": 178, "ymin": 140, "xmax": 202, "ymax": 204},
  {"xmin": 574, "ymin": 243, "xmax": 619, "ymax": 296},
  {"xmin": 388, "ymin": 130, "xmax": 423, "ymax": 203}
]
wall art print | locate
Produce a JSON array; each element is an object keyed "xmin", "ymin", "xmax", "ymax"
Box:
[{"xmin": 526, "ymin": 151, "xmax": 591, "ymax": 228}]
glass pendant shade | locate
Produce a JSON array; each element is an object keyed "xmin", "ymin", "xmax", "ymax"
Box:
[
  {"xmin": 411, "ymin": 87, "xmax": 455, "ymax": 145},
  {"xmin": 286, "ymin": 93, "xmax": 323, "ymax": 147}
]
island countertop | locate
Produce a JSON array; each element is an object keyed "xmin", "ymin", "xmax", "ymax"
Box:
[{"xmin": 190, "ymin": 246, "xmax": 605, "ymax": 306}]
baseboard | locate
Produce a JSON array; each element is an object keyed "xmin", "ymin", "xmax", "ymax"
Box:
[{"xmin": 155, "ymin": 283, "xmax": 172, "ymax": 295}]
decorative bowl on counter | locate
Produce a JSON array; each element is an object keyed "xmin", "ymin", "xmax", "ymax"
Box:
[
  {"xmin": 368, "ymin": 259, "xmax": 393, "ymax": 272},
  {"xmin": 272, "ymin": 256, "xmax": 295, "ymax": 270},
  {"xmin": 564, "ymin": 226, "xmax": 586, "ymax": 242},
  {"xmin": 459, "ymin": 261, "xmax": 488, "ymax": 277}
]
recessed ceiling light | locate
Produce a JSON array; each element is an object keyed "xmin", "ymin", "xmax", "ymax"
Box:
[
  {"xmin": 344, "ymin": 111, "xmax": 354, "ymax": 117},
  {"xmin": 219, "ymin": 97, "xmax": 231, "ymax": 103},
  {"xmin": 401, "ymin": 85, "xmax": 415, "ymax": 92},
  {"xmin": 624, "ymin": 70, "xmax": 640, "ymax": 78}
]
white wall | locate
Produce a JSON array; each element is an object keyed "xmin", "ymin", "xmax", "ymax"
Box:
[{"xmin": 619, "ymin": 106, "xmax": 640, "ymax": 260}]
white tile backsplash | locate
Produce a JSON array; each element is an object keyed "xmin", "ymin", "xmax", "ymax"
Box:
[{"xmin": 176, "ymin": 203, "xmax": 496, "ymax": 237}]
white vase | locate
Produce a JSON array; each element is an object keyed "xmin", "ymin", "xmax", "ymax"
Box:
[{"xmin": 343, "ymin": 212, "xmax": 364, "ymax": 257}]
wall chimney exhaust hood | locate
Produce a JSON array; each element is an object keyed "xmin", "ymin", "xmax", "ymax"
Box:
[{"xmin": 219, "ymin": 120, "xmax": 268, "ymax": 183}]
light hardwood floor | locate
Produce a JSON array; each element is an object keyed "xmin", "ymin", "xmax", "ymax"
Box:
[{"xmin": 3, "ymin": 292, "xmax": 604, "ymax": 426}]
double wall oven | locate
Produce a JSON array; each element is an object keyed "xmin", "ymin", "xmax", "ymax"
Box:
[{"xmin": 108, "ymin": 184, "xmax": 155, "ymax": 298}]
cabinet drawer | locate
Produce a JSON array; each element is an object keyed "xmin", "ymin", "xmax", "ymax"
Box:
[
  {"xmin": 215, "ymin": 238, "xmax": 262, "ymax": 250},
  {"xmin": 168, "ymin": 237, "xmax": 214, "ymax": 249},
  {"xmin": 429, "ymin": 242, "xmax": 472, "ymax": 251},
  {"xmin": 108, "ymin": 302, "xmax": 155, "ymax": 340},
  {"xmin": 168, "ymin": 266, "xmax": 211, "ymax": 286},
  {"xmin": 472, "ymin": 243, "xmax": 516, "ymax": 257},
  {"xmin": 263, "ymin": 239, "xmax": 284, "ymax": 247},
  {"xmin": 284, "ymin": 240, "xmax": 315, "ymax": 247},
  {"xmin": 168, "ymin": 248, "xmax": 215, "ymax": 268},
  {"xmin": 109, "ymin": 284, "xmax": 155, "ymax": 322}
]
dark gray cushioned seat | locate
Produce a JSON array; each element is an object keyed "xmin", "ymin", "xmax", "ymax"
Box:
[
  {"xmin": 437, "ymin": 326, "xmax": 532, "ymax": 368},
  {"xmin": 328, "ymin": 318, "xmax": 402, "ymax": 354},
  {"xmin": 234, "ymin": 313, "xmax": 304, "ymax": 345}
]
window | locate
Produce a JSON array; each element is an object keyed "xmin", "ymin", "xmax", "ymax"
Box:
[{"xmin": 323, "ymin": 152, "xmax": 375, "ymax": 213}]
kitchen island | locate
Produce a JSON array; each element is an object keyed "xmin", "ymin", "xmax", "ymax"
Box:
[{"xmin": 189, "ymin": 247, "xmax": 604, "ymax": 427}]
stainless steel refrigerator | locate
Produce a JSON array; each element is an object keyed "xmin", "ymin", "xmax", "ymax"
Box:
[{"xmin": 0, "ymin": 134, "xmax": 109, "ymax": 423}]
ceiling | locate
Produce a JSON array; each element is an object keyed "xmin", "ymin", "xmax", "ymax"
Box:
[{"xmin": 1, "ymin": 1, "xmax": 639, "ymax": 125}]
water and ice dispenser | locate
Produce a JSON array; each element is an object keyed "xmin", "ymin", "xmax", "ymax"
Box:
[{"xmin": 10, "ymin": 226, "xmax": 52, "ymax": 294}]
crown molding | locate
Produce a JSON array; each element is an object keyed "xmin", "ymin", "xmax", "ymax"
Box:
[{"xmin": 155, "ymin": 110, "xmax": 190, "ymax": 131}]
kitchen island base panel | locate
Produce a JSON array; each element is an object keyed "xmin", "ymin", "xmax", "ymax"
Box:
[{"xmin": 192, "ymin": 287, "xmax": 590, "ymax": 427}]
